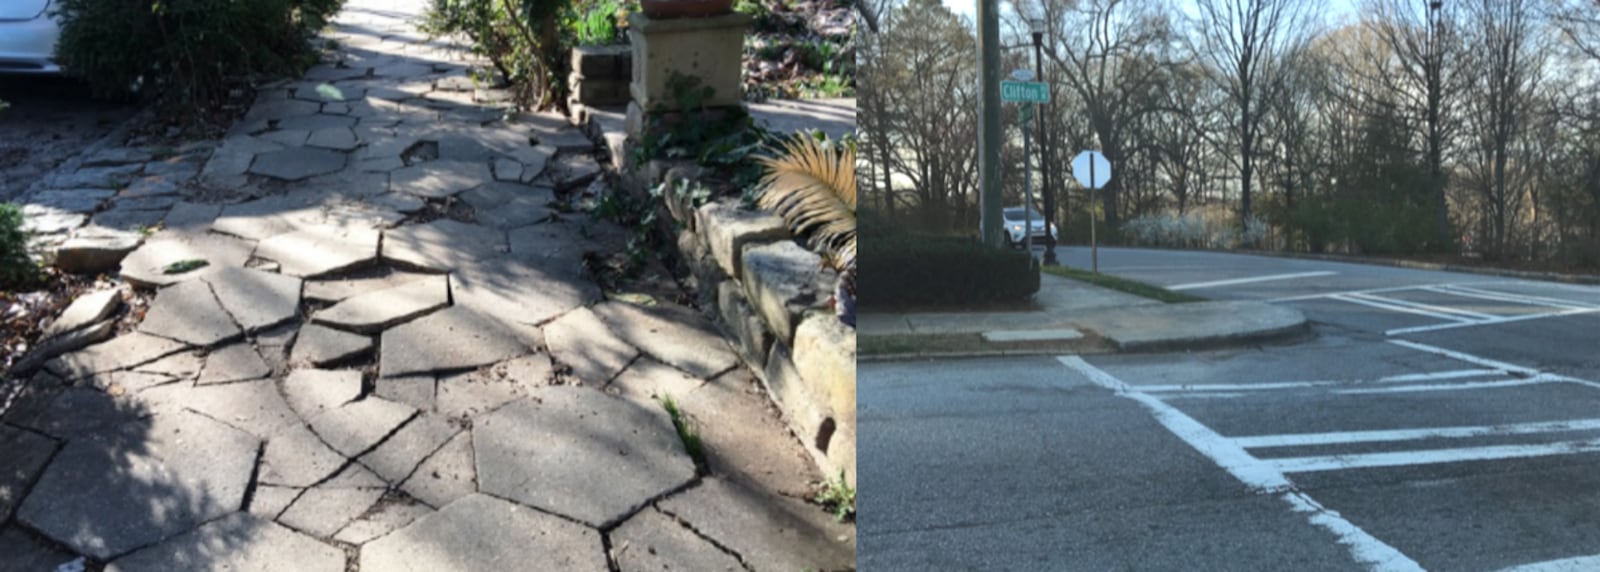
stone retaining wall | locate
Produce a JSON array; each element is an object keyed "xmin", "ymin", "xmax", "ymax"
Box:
[{"xmin": 592, "ymin": 148, "xmax": 856, "ymax": 487}]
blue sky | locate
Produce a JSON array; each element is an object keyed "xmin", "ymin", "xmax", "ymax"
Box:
[{"xmin": 939, "ymin": 0, "xmax": 1359, "ymax": 30}]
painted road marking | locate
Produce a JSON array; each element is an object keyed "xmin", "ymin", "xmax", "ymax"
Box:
[
  {"xmin": 1267, "ymin": 438, "xmax": 1600, "ymax": 473},
  {"xmin": 1138, "ymin": 369, "xmax": 1503, "ymax": 394},
  {"xmin": 1232, "ymin": 417, "xmax": 1600, "ymax": 449},
  {"xmin": 1057, "ymin": 356, "xmax": 1423, "ymax": 571},
  {"xmin": 1330, "ymin": 293, "xmax": 1478, "ymax": 323},
  {"xmin": 1426, "ymin": 285, "xmax": 1591, "ymax": 310},
  {"xmin": 1330, "ymin": 376, "xmax": 1558, "ymax": 395},
  {"xmin": 1347, "ymin": 293, "xmax": 1500, "ymax": 321},
  {"xmin": 1498, "ymin": 554, "xmax": 1600, "ymax": 571},
  {"xmin": 1386, "ymin": 307, "xmax": 1600, "ymax": 336},
  {"xmin": 1387, "ymin": 340, "xmax": 1541, "ymax": 375},
  {"xmin": 1168, "ymin": 271, "xmax": 1338, "ymax": 291}
]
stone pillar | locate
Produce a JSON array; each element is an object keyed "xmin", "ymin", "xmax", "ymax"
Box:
[{"xmin": 625, "ymin": 12, "xmax": 752, "ymax": 137}]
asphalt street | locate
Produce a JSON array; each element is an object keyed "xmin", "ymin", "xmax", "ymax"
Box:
[{"xmin": 861, "ymin": 247, "xmax": 1600, "ymax": 571}]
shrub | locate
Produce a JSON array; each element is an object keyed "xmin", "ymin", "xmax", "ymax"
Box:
[
  {"xmin": 565, "ymin": 0, "xmax": 624, "ymax": 46},
  {"xmin": 860, "ymin": 234, "xmax": 1039, "ymax": 308},
  {"xmin": 423, "ymin": 0, "xmax": 570, "ymax": 109},
  {"xmin": 0, "ymin": 203, "xmax": 38, "ymax": 290},
  {"xmin": 53, "ymin": 0, "xmax": 341, "ymax": 110}
]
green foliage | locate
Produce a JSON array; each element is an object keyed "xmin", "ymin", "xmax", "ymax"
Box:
[
  {"xmin": 568, "ymin": 0, "xmax": 622, "ymax": 45},
  {"xmin": 814, "ymin": 470, "xmax": 854, "ymax": 522},
  {"xmin": 1293, "ymin": 103, "xmax": 1439, "ymax": 256},
  {"xmin": 422, "ymin": 0, "xmax": 570, "ymax": 109},
  {"xmin": 53, "ymin": 0, "xmax": 342, "ymax": 109},
  {"xmin": 657, "ymin": 395, "xmax": 705, "ymax": 463},
  {"xmin": 162, "ymin": 258, "xmax": 209, "ymax": 274},
  {"xmin": 631, "ymin": 72, "xmax": 786, "ymax": 189},
  {"xmin": 0, "ymin": 204, "xmax": 39, "ymax": 290},
  {"xmin": 860, "ymin": 232, "xmax": 1039, "ymax": 308}
]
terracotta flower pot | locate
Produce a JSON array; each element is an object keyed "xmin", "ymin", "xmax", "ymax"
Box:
[{"xmin": 639, "ymin": 0, "xmax": 735, "ymax": 19}]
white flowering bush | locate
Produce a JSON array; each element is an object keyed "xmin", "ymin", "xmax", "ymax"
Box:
[{"xmin": 1122, "ymin": 212, "xmax": 1273, "ymax": 250}]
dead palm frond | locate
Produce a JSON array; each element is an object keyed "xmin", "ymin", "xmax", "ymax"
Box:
[
  {"xmin": 756, "ymin": 135, "xmax": 856, "ymax": 261},
  {"xmin": 757, "ymin": 135, "xmax": 856, "ymax": 326}
]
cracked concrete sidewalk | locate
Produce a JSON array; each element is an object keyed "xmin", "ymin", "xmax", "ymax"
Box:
[{"xmin": 0, "ymin": 0, "xmax": 855, "ymax": 569}]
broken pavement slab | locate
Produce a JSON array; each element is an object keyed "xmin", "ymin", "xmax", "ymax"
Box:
[
  {"xmin": 311, "ymin": 274, "xmax": 449, "ymax": 333},
  {"xmin": 290, "ymin": 323, "xmax": 374, "ymax": 366},
  {"xmin": 41, "ymin": 289, "xmax": 122, "ymax": 340},
  {"xmin": 137, "ymin": 279, "xmax": 243, "ymax": 347},
  {"xmin": 202, "ymin": 267, "xmax": 303, "ymax": 333},
  {"xmin": 255, "ymin": 225, "xmax": 382, "ymax": 278},
  {"xmin": 105, "ymin": 512, "xmax": 344, "ymax": 572},
  {"xmin": 473, "ymin": 387, "xmax": 694, "ymax": 528},
  {"xmin": 379, "ymin": 306, "xmax": 532, "ymax": 378},
  {"xmin": 17, "ymin": 410, "xmax": 261, "ymax": 561},
  {"xmin": 360, "ymin": 494, "xmax": 607, "ymax": 572},
  {"xmin": 118, "ymin": 232, "xmax": 255, "ymax": 288}
]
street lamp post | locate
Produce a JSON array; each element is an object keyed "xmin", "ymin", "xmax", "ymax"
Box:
[
  {"xmin": 979, "ymin": 0, "xmax": 1003, "ymax": 247},
  {"xmin": 1030, "ymin": 15, "xmax": 1057, "ymax": 265}
]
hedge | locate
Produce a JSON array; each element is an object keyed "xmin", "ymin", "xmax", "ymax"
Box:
[{"xmin": 859, "ymin": 233, "xmax": 1039, "ymax": 308}]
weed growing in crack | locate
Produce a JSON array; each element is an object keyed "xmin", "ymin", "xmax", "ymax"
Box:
[
  {"xmin": 814, "ymin": 470, "xmax": 854, "ymax": 522},
  {"xmin": 657, "ymin": 395, "xmax": 704, "ymax": 465}
]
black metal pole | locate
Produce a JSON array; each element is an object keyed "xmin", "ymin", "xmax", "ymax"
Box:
[{"xmin": 1035, "ymin": 29, "xmax": 1057, "ymax": 265}]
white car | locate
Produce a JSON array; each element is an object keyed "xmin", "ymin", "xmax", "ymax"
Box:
[
  {"xmin": 1003, "ymin": 206, "xmax": 1055, "ymax": 247},
  {"xmin": 0, "ymin": 0, "xmax": 61, "ymax": 74}
]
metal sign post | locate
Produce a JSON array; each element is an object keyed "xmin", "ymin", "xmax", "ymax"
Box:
[{"xmin": 1071, "ymin": 150, "xmax": 1112, "ymax": 273}]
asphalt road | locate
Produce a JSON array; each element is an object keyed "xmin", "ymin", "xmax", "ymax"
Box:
[{"xmin": 861, "ymin": 247, "xmax": 1600, "ymax": 571}]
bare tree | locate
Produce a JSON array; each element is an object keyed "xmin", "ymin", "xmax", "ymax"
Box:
[
  {"xmin": 1459, "ymin": 0, "xmax": 1551, "ymax": 257},
  {"xmin": 1031, "ymin": 0, "xmax": 1179, "ymax": 228},
  {"xmin": 1192, "ymin": 0, "xmax": 1318, "ymax": 226}
]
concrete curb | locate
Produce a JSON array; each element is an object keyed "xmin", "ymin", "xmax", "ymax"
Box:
[{"xmin": 860, "ymin": 302, "xmax": 1314, "ymax": 361}]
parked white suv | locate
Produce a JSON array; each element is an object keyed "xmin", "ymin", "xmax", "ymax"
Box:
[
  {"xmin": 0, "ymin": 0, "xmax": 62, "ymax": 75},
  {"xmin": 1003, "ymin": 206, "xmax": 1054, "ymax": 247}
]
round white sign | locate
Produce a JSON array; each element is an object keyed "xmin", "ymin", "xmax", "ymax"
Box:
[{"xmin": 1011, "ymin": 68, "xmax": 1035, "ymax": 82}]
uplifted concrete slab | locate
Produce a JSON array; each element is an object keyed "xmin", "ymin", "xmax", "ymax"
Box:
[
  {"xmin": 306, "ymin": 397, "xmax": 417, "ymax": 456},
  {"xmin": 256, "ymin": 225, "xmax": 381, "ymax": 278},
  {"xmin": 17, "ymin": 410, "xmax": 261, "ymax": 560},
  {"xmin": 203, "ymin": 267, "xmax": 302, "ymax": 333},
  {"xmin": 137, "ymin": 279, "xmax": 243, "ymax": 347},
  {"xmin": 250, "ymin": 146, "xmax": 349, "ymax": 181},
  {"xmin": 283, "ymin": 368, "xmax": 363, "ymax": 417},
  {"xmin": 119, "ymin": 232, "xmax": 255, "ymax": 288},
  {"xmin": 379, "ymin": 306, "xmax": 531, "ymax": 378},
  {"xmin": 45, "ymin": 332, "xmax": 189, "ymax": 380},
  {"xmin": 390, "ymin": 159, "xmax": 493, "ymax": 198},
  {"xmin": 611, "ymin": 508, "xmax": 744, "ymax": 572},
  {"xmin": 197, "ymin": 343, "xmax": 272, "ymax": 385},
  {"xmin": 1074, "ymin": 300, "xmax": 1309, "ymax": 352},
  {"xmin": 474, "ymin": 388, "xmax": 695, "ymax": 528},
  {"xmin": 303, "ymin": 270, "xmax": 430, "ymax": 303},
  {"xmin": 312, "ymin": 274, "xmax": 448, "ymax": 333},
  {"xmin": 359, "ymin": 494, "xmax": 607, "ymax": 572},
  {"xmin": 106, "ymin": 512, "xmax": 344, "ymax": 572},
  {"xmin": 291, "ymin": 323, "xmax": 373, "ymax": 367},
  {"xmin": 42, "ymin": 289, "xmax": 121, "ymax": 340},
  {"xmin": 451, "ymin": 256, "xmax": 597, "ymax": 326},
  {"xmin": 382, "ymin": 219, "xmax": 506, "ymax": 272}
]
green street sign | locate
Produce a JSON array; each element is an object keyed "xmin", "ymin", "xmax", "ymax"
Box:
[
  {"xmin": 1019, "ymin": 104, "xmax": 1034, "ymax": 124},
  {"xmin": 1001, "ymin": 80, "xmax": 1050, "ymax": 103}
]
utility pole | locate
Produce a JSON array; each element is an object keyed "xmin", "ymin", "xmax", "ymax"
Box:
[
  {"xmin": 978, "ymin": 0, "xmax": 1003, "ymax": 247},
  {"xmin": 1032, "ymin": 16, "xmax": 1057, "ymax": 265}
]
